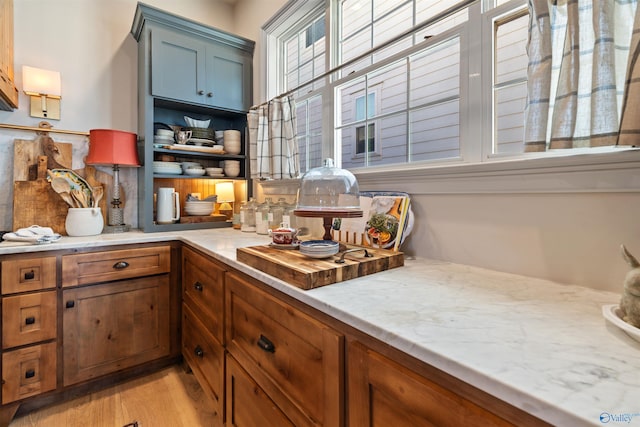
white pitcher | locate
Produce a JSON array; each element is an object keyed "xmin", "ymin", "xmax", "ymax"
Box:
[{"xmin": 157, "ymin": 187, "xmax": 180, "ymax": 224}]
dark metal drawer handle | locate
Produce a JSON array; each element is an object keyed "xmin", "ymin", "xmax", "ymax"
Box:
[
  {"xmin": 25, "ymin": 369, "xmax": 36, "ymax": 379},
  {"xmin": 193, "ymin": 282, "xmax": 203, "ymax": 292},
  {"xmin": 66, "ymin": 300, "xmax": 75, "ymax": 309},
  {"xmin": 113, "ymin": 261, "xmax": 129, "ymax": 270},
  {"xmin": 257, "ymin": 334, "xmax": 275, "ymax": 353},
  {"xmin": 194, "ymin": 345, "xmax": 204, "ymax": 358},
  {"xmin": 25, "ymin": 316, "xmax": 36, "ymax": 325},
  {"xmin": 24, "ymin": 270, "xmax": 35, "ymax": 280}
]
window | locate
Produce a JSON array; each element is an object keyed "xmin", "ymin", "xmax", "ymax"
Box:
[{"xmin": 263, "ymin": 0, "xmax": 639, "ymax": 178}]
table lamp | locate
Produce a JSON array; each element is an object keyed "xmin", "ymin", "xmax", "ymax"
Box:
[
  {"xmin": 216, "ymin": 181, "xmax": 235, "ymax": 221},
  {"xmin": 86, "ymin": 129, "xmax": 140, "ymax": 232}
]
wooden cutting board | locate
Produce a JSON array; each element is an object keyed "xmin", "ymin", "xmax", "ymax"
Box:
[
  {"xmin": 13, "ymin": 156, "xmax": 70, "ymax": 234},
  {"xmin": 180, "ymin": 214, "xmax": 227, "ymax": 223},
  {"xmin": 236, "ymin": 244, "xmax": 404, "ymax": 290},
  {"xmin": 13, "ymin": 137, "xmax": 72, "ymax": 181}
]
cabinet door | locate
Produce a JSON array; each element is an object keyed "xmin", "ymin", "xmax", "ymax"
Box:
[
  {"xmin": 2, "ymin": 342, "xmax": 56, "ymax": 404},
  {"xmin": 62, "ymin": 275, "xmax": 170, "ymax": 386},
  {"xmin": 2, "ymin": 290, "xmax": 57, "ymax": 349},
  {"xmin": 348, "ymin": 341, "xmax": 514, "ymax": 427},
  {"xmin": 182, "ymin": 303, "xmax": 224, "ymax": 426},
  {"xmin": 226, "ymin": 354, "xmax": 295, "ymax": 427},
  {"xmin": 226, "ymin": 272, "xmax": 343, "ymax": 427},
  {"xmin": 151, "ymin": 27, "xmax": 207, "ymax": 105},
  {"xmin": 206, "ymin": 45, "xmax": 252, "ymax": 112}
]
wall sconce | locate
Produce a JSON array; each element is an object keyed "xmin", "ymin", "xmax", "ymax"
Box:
[
  {"xmin": 215, "ymin": 181, "xmax": 235, "ymax": 221},
  {"xmin": 22, "ymin": 66, "xmax": 61, "ymax": 120}
]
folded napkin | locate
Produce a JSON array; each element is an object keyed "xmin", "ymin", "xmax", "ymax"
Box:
[{"xmin": 2, "ymin": 225, "xmax": 62, "ymax": 244}]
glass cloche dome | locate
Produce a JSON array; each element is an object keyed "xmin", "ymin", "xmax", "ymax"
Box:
[{"xmin": 295, "ymin": 158, "xmax": 361, "ymax": 211}]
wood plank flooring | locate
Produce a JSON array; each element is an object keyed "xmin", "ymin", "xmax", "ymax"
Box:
[{"xmin": 9, "ymin": 365, "xmax": 216, "ymax": 427}]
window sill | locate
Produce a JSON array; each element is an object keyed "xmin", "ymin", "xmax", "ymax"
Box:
[{"xmin": 351, "ymin": 148, "xmax": 640, "ymax": 194}]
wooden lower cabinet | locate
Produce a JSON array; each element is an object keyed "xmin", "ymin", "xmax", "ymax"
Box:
[
  {"xmin": 1, "ymin": 342, "xmax": 56, "ymax": 404},
  {"xmin": 62, "ymin": 275, "xmax": 171, "ymax": 386},
  {"xmin": 226, "ymin": 353, "xmax": 295, "ymax": 427},
  {"xmin": 225, "ymin": 271, "xmax": 344, "ymax": 427},
  {"xmin": 182, "ymin": 303, "xmax": 224, "ymax": 426},
  {"xmin": 347, "ymin": 340, "xmax": 547, "ymax": 427}
]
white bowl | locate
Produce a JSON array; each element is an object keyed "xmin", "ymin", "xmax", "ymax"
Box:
[
  {"xmin": 223, "ymin": 130, "xmax": 241, "ymax": 139},
  {"xmin": 205, "ymin": 167, "xmax": 223, "ymax": 174},
  {"xmin": 184, "ymin": 168, "xmax": 206, "ymax": 176},
  {"xmin": 184, "ymin": 116, "xmax": 211, "ymax": 128},
  {"xmin": 156, "ymin": 129, "xmax": 174, "ymax": 137},
  {"xmin": 224, "ymin": 160, "xmax": 240, "ymax": 167},
  {"xmin": 224, "ymin": 169, "xmax": 240, "ymax": 178}
]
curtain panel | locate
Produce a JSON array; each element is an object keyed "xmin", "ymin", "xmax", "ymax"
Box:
[
  {"xmin": 247, "ymin": 95, "xmax": 300, "ymax": 179},
  {"xmin": 524, "ymin": 0, "xmax": 639, "ymax": 152}
]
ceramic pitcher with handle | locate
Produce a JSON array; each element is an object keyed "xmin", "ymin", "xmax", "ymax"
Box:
[{"xmin": 157, "ymin": 187, "xmax": 180, "ymax": 224}]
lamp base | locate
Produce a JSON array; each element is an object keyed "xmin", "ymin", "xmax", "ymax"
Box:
[{"xmin": 103, "ymin": 224, "xmax": 131, "ymax": 233}]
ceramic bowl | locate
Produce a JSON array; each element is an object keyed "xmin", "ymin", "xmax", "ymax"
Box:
[{"xmin": 184, "ymin": 168, "xmax": 206, "ymax": 176}]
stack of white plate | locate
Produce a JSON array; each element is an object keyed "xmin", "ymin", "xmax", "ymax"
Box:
[
  {"xmin": 184, "ymin": 200, "xmax": 214, "ymax": 216},
  {"xmin": 299, "ymin": 240, "xmax": 340, "ymax": 259},
  {"xmin": 153, "ymin": 161, "xmax": 182, "ymax": 175},
  {"xmin": 154, "ymin": 129, "xmax": 175, "ymax": 145}
]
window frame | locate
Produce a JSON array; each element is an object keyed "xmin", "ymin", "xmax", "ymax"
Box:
[{"xmin": 260, "ymin": 0, "xmax": 640, "ymax": 194}]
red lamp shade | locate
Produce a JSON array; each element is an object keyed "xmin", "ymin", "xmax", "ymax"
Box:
[{"xmin": 86, "ymin": 129, "xmax": 140, "ymax": 166}]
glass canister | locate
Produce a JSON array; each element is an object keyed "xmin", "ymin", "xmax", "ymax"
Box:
[
  {"xmin": 269, "ymin": 197, "xmax": 288, "ymax": 229},
  {"xmin": 240, "ymin": 198, "xmax": 257, "ymax": 232},
  {"xmin": 282, "ymin": 199, "xmax": 296, "ymax": 229},
  {"xmin": 255, "ymin": 197, "xmax": 272, "ymax": 235}
]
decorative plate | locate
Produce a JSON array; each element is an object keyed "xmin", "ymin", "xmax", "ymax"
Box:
[
  {"xmin": 47, "ymin": 169, "xmax": 93, "ymax": 201},
  {"xmin": 360, "ymin": 191, "xmax": 414, "ymax": 250},
  {"xmin": 602, "ymin": 304, "xmax": 640, "ymax": 343}
]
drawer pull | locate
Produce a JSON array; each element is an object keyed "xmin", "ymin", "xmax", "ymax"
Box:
[
  {"xmin": 207, "ymin": 92, "xmax": 213, "ymax": 97},
  {"xmin": 113, "ymin": 261, "xmax": 130, "ymax": 270},
  {"xmin": 24, "ymin": 270, "xmax": 35, "ymax": 280},
  {"xmin": 198, "ymin": 90, "xmax": 205, "ymax": 95},
  {"xmin": 25, "ymin": 369, "xmax": 36, "ymax": 379},
  {"xmin": 25, "ymin": 316, "xmax": 36, "ymax": 325},
  {"xmin": 193, "ymin": 282, "xmax": 203, "ymax": 292},
  {"xmin": 257, "ymin": 334, "xmax": 275, "ymax": 353},
  {"xmin": 66, "ymin": 300, "xmax": 75, "ymax": 309},
  {"xmin": 194, "ymin": 345, "xmax": 204, "ymax": 358}
]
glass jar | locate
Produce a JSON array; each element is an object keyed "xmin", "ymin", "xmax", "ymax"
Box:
[
  {"xmin": 296, "ymin": 158, "xmax": 360, "ymax": 212},
  {"xmin": 269, "ymin": 197, "xmax": 289, "ymax": 230},
  {"xmin": 240, "ymin": 198, "xmax": 257, "ymax": 232},
  {"xmin": 255, "ymin": 197, "xmax": 272, "ymax": 235}
]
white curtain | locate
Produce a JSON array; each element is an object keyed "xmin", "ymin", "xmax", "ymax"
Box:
[
  {"xmin": 247, "ymin": 95, "xmax": 300, "ymax": 179},
  {"xmin": 524, "ymin": 0, "xmax": 639, "ymax": 152}
]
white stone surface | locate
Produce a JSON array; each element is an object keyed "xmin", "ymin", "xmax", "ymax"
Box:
[{"xmin": 1, "ymin": 229, "xmax": 638, "ymax": 426}]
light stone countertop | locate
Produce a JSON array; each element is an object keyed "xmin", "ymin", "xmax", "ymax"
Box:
[{"xmin": 1, "ymin": 229, "xmax": 638, "ymax": 426}]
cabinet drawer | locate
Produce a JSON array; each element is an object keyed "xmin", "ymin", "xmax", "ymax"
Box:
[
  {"xmin": 2, "ymin": 342, "xmax": 57, "ymax": 404},
  {"xmin": 183, "ymin": 246, "xmax": 225, "ymax": 343},
  {"xmin": 182, "ymin": 304, "xmax": 224, "ymax": 426},
  {"xmin": 62, "ymin": 245, "xmax": 170, "ymax": 287},
  {"xmin": 2, "ymin": 290, "xmax": 57, "ymax": 349},
  {"xmin": 226, "ymin": 354, "xmax": 295, "ymax": 427},
  {"xmin": 1, "ymin": 256, "xmax": 56, "ymax": 294},
  {"xmin": 225, "ymin": 272, "xmax": 343, "ymax": 427}
]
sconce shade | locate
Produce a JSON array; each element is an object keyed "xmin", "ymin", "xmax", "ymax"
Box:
[
  {"xmin": 86, "ymin": 129, "xmax": 140, "ymax": 166},
  {"xmin": 215, "ymin": 182, "xmax": 235, "ymax": 203},
  {"xmin": 22, "ymin": 66, "xmax": 61, "ymax": 96}
]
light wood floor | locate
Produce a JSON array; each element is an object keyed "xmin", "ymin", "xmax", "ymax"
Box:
[{"xmin": 9, "ymin": 365, "xmax": 216, "ymax": 427}]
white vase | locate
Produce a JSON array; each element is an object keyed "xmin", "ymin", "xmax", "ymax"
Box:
[{"xmin": 65, "ymin": 208, "xmax": 104, "ymax": 236}]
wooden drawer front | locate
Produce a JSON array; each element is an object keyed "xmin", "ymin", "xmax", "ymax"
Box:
[
  {"xmin": 62, "ymin": 245, "xmax": 170, "ymax": 287},
  {"xmin": 225, "ymin": 272, "xmax": 343, "ymax": 427},
  {"xmin": 2, "ymin": 291, "xmax": 57, "ymax": 349},
  {"xmin": 348, "ymin": 341, "xmax": 513, "ymax": 427},
  {"xmin": 1, "ymin": 256, "xmax": 56, "ymax": 294},
  {"xmin": 2, "ymin": 342, "xmax": 57, "ymax": 404},
  {"xmin": 182, "ymin": 303, "xmax": 224, "ymax": 426},
  {"xmin": 182, "ymin": 246, "xmax": 225, "ymax": 343},
  {"xmin": 63, "ymin": 275, "xmax": 170, "ymax": 386},
  {"xmin": 226, "ymin": 354, "xmax": 295, "ymax": 427}
]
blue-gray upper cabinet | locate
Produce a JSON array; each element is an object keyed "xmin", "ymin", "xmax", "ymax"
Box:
[
  {"xmin": 131, "ymin": 3, "xmax": 255, "ymax": 113},
  {"xmin": 151, "ymin": 27, "xmax": 252, "ymax": 112}
]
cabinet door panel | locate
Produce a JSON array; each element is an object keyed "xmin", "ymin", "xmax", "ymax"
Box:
[
  {"xmin": 348, "ymin": 341, "xmax": 513, "ymax": 427},
  {"xmin": 63, "ymin": 275, "xmax": 170, "ymax": 385},
  {"xmin": 151, "ymin": 27, "xmax": 206, "ymax": 105},
  {"xmin": 2, "ymin": 291, "xmax": 57, "ymax": 348},
  {"xmin": 182, "ymin": 246, "xmax": 225, "ymax": 343},
  {"xmin": 207, "ymin": 46, "xmax": 250, "ymax": 111},
  {"xmin": 2, "ymin": 342, "xmax": 56, "ymax": 404},
  {"xmin": 226, "ymin": 272, "xmax": 343, "ymax": 427},
  {"xmin": 226, "ymin": 354, "xmax": 295, "ymax": 427},
  {"xmin": 182, "ymin": 303, "xmax": 224, "ymax": 426}
]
